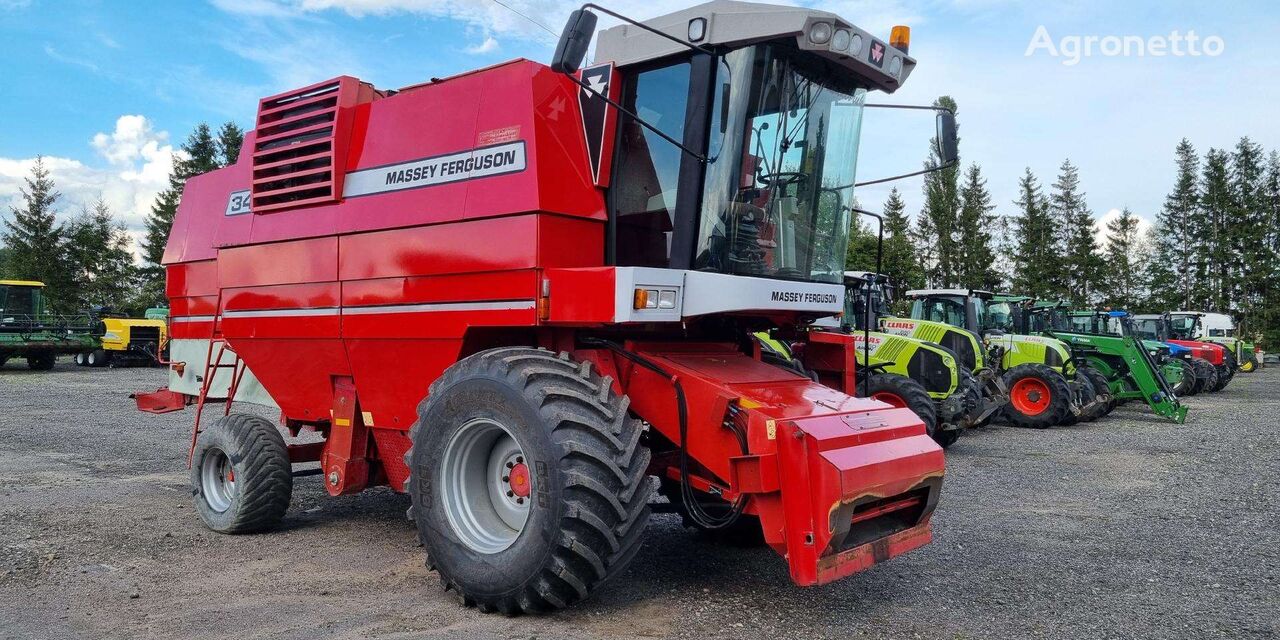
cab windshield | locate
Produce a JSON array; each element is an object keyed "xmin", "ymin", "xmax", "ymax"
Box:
[
  {"xmin": 984, "ymin": 302, "xmax": 1017, "ymax": 333},
  {"xmin": 912, "ymin": 296, "xmax": 967, "ymax": 328},
  {"xmin": 694, "ymin": 45, "xmax": 866, "ymax": 284},
  {"xmin": 1168, "ymin": 315, "xmax": 1198, "ymax": 340}
]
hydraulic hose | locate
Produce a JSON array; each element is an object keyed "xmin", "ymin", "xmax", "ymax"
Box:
[{"xmin": 581, "ymin": 338, "xmax": 747, "ymax": 530}]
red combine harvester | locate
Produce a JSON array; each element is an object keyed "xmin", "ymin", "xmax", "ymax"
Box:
[{"xmin": 137, "ymin": 1, "xmax": 958, "ymax": 613}]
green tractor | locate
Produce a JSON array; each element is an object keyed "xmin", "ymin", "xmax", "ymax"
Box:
[
  {"xmin": 0, "ymin": 280, "xmax": 97, "ymax": 371},
  {"xmin": 993, "ymin": 298, "xmax": 1188, "ymax": 423},
  {"xmin": 888, "ymin": 289, "xmax": 1106, "ymax": 428},
  {"xmin": 1062, "ymin": 310, "xmax": 1200, "ymax": 398},
  {"xmin": 802, "ymin": 272, "xmax": 1007, "ymax": 448}
]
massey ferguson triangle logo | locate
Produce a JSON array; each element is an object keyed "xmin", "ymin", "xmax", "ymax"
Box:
[
  {"xmin": 870, "ymin": 40, "xmax": 886, "ymax": 67},
  {"xmin": 578, "ymin": 63, "xmax": 613, "ymax": 183}
]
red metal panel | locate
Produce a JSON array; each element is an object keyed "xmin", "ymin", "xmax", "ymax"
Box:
[
  {"xmin": 227, "ymin": 338, "xmax": 351, "ymax": 421},
  {"xmin": 222, "ymin": 282, "xmax": 340, "ymax": 311},
  {"xmin": 345, "ymin": 338, "xmax": 464, "ymax": 431},
  {"xmin": 340, "ymin": 271, "xmax": 537, "ymax": 308},
  {"xmin": 219, "ymin": 236, "xmax": 339, "ymax": 287},
  {"xmin": 543, "ymin": 267, "xmax": 615, "ymax": 324},
  {"xmin": 338, "ymin": 217, "xmax": 539, "ymax": 280},
  {"xmin": 536, "ymin": 214, "xmax": 604, "ymax": 268}
]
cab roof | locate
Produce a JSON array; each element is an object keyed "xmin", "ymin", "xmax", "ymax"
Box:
[
  {"xmin": 904, "ymin": 288, "xmax": 993, "ymax": 299},
  {"xmin": 594, "ymin": 0, "xmax": 915, "ymax": 93},
  {"xmin": 0, "ymin": 280, "xmax": 44, "ymax": 287}
]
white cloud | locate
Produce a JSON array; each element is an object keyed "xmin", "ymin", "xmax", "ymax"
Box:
[
  {"xmin": 1094, "ymin": 207, "xmax": 1153, "ymax": 250},
  {"xmin": 465, "ymin": 36, "xmax": 499, "ymax": 54},
  {"xmin": 1, "ymin": 116, "xmax": 178, "ymax": 259}
]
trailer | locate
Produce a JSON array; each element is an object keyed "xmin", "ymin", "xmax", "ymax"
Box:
[{"xmin": 134, "ymin": 1, "xmax": 955, "ymax": 613}]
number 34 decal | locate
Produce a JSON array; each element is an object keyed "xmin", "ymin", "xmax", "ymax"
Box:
[{"xmin": 225, "ymin": 189, "xmax": 252, "ymax": 216}]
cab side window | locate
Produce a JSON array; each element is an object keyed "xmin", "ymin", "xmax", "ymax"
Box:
[{"xmin": 612, "ymin": 62, "xmax": 692, "ymax": 268}]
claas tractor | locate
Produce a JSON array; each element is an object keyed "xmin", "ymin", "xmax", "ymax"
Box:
[
  {"xmin": 133, "ymin": 2, "xmax": 959, "ymax": 613},
  {"xmin": 1133, "ymin": 313, "xmax": 1233, "ymax": 392},
  {"xmin": 1171, "ymin": 311, "xmax": 1259, "ymax": 373},
  {"xmin": 892, "ymin": 289, "xmax": 1105, "ymax": 428},
  {"xmin": 0, "ymin": 280, "xmax": 96, "ymax": 371},
  {"xmin": 1004, "ymin": 300, "xmax": 1188, "ymax": 423},
  {"xmin": 804, "ymin": 272, "xmax": 1006, "ymax": 448}
]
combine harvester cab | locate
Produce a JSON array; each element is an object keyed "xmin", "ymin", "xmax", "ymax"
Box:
[
  {"xmin": 0, "ymin": 280, "xmax": 96, "ymax": 370},
  {"xmin": 136, "ymin": 1, "xmax": 953, "ymax": 613},
  {"xmin": 1133, "ymin": 313, "xmax": 1232, "ymax": 393},
  {"xmin": 1016, "ymin": 303, "xmax": 1188, "ymax": 423},
  {"xmin": 890, "ymin": 289, "xmax": 1104, "ymax": 428}
]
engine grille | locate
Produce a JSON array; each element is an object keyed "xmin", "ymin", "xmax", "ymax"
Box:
[{"xmin": 250, "ymin": 76, "xmax": 379, "ymax": 213}]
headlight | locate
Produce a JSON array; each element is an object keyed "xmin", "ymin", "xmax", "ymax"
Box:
[
  {"xmin": 808, "ymin": 22, "xmax": 832, "ymax": 45},
  {"xmin": 831, "ymin": 29, "xmax": 851, "ymax": 51}
]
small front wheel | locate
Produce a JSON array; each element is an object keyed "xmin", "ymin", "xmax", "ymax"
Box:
[{"xmin": 190, "ymin": 414, "xmax": 292, "ymax": 533}]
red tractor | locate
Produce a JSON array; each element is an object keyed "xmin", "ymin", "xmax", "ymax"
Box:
[{"xmin": 137, "ymin": 1, "xmax": 956, "ymax": 613}]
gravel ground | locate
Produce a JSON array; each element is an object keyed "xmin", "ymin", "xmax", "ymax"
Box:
[{"xmin": 0, "ymin": 359, "xmax": 1277, "ymax": 639}]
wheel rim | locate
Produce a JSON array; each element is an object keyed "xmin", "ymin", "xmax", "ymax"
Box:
[
  {"xmin": 440, "ymin": 417, "xmax": 530, "ymax": 554},
  {"xmin": 1010, "ymin": 378, "xmax": 1051, "ymax": 416},
  {"xmin": 88, "ymin": 352, "xmax": 96, "ymax": 365},
  {"xmin": 200, "ymin": 448, "xmax": 236, "ymax": 513},
  {"xmin": 871, "ymin": 392, "xmax": 908, "ymax": 409}
]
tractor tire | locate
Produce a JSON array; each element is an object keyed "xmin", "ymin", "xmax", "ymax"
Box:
[
  {"xmin": 1190, "ymin": 358, "xmax": 1217, "ymax": 393},
  {"xmin": 405, "ymin": 347, "xmax": 651, "ymax": 614},
  {"xmin": 1002, "ymin": 364, "xmax": 1072, "ymax": 429},
  {"xmin": 1240, "ymin": 353, "xmax": 1257, "ymax": 373},
  {"xmin": 659, "ymin": 478, "xmax": 764, "ymax": 546},
  {"xmin": 1213, "ymin": 351, "xmax": 1236, "ymax": 391},
  {"xmin": 74, "ymin": 352, "xmax": 86, "ymax": 366},
  {"xmin": 1170, "ymin": 361, "xmax": 1197, "ymax": 397},
  {"xmin": 1077, "ymin": 366, "xmax": 1115, "ymax": 419},
  {"xmin": 1060, "ymin": 374, "xmax": 1097, "ymax": 426},
  {"xmin": 863, "ymin": 373, "xmax": 948, "ymax": 447},
  {"xmin": 190, "ymin": 413, "xmax": 292, "ymax": 534},
  {"xmin": 26, "ymin": 352, "xmax": 56, "ymax": 371},
  {"xmin": 87, "ymin": 349, "xmax": 109, "ymax": 367}
]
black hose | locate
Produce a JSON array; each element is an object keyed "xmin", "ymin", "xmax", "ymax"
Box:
[{"xmin": 581, "ymin": 338, "xmax": 747, "ymax": 529}]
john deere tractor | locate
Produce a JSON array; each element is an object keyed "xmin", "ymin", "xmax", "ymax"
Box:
[
  {"xmin": 998, "ymin": 299, "xmax": 1188, "ymax": 423},
  {"xmin": 888, "ymin": 289, "xmax": 1105, "ymax": 428},
  {"xmin": 1063, "ymin": 310, "xmax": 1200, "ymax": 398},
  {"xmin": 0, "ymin": 280, "xmax": 96, "ymax": 371}
]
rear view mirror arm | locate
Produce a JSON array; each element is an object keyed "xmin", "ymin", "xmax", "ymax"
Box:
[{"xmin": 853, "ymin": 103, "xmax": 959, "ymax": 187}]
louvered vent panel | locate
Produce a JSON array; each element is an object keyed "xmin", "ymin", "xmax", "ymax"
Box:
[{"xmin": 250, "ymin": 77, "xmax": 375, "ymax": 213}]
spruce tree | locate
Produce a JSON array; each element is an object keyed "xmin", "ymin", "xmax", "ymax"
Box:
[
  {"xmin": 66, "ymin": 200, "xmax": 137, "ymax": 312},
  {"xmin": 1230, "ymin": 137, "xmax": 1268, "ymax": 329},
  {"xmin": 1198, "ymin": 148, "xmax": 1232, "ymax": 311},
  {"xmin": 955, "ymin": 164, "xmax": 1001, "ymax": 290},
  {"xmin": 140, "ymin": 123, "xmax": 220, "ymax": 302},
  {"xmin": 1049, "ymin": 160, "xmax": 1100, "ymax": 304},
  {"xmin": 911, "ymin": 205, "xmax": 939, "ymax": 288},
  {"xmin": 1147, "ymin": 139, "xmax": 1200, "ymax": 310},
  {"xmin": 216, "ymin": 121, "xmax": 245, "ymax": 167},
  {"xmin": 1, "ymin": 157, "xmax": 75, "ymax": 311},
  {"xmin": 881, "ymin": 188, "xmax": 924, "ymax": 289},
  {"xmin": 920, "ymin": 96, "xmax": 960, "ymax": 286},
  {"xmin": 1101, "ymin": 207, "xmax": 1142, "ymax": 309},
  {"xmin": 1011, "ymin": 168, "xmax": 1057, "ymax": 298}
]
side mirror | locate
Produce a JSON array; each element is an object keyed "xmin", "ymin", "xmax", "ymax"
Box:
[
  {"xmin": 936, "ymin": 111, "xmax": 959, "ymax": 166},
  {"xmin": 551, "ymin": 9, "xmax": 598, "ymax": 74}
]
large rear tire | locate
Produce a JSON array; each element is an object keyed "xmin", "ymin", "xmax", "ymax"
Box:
[
  {"xmin": 862, "ymin": 373, "xmax": 949, "ymax": 447},
  {"xmin": 190, "ymin": 414, "xmax": 292, "ymax": 534},
  {"xmin": 1212, "ymin": 351, "xmax": 1235, "ymax": 391},
  {"xmin": 1077, "ymin": 366, "xmax": 1115, "ymax": 419},
  {"xmin": 1002, "ymin": 364, "xmax": 1072, "ymax": 429},
  {"xmin": 405, "ymin": 347, "xmax": 651, "ymax": 614}
]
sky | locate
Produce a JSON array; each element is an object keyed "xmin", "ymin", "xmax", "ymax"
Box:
[{"xmin": 2, "ymin": 0, "xmax": 1279, "ymax": 255}]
